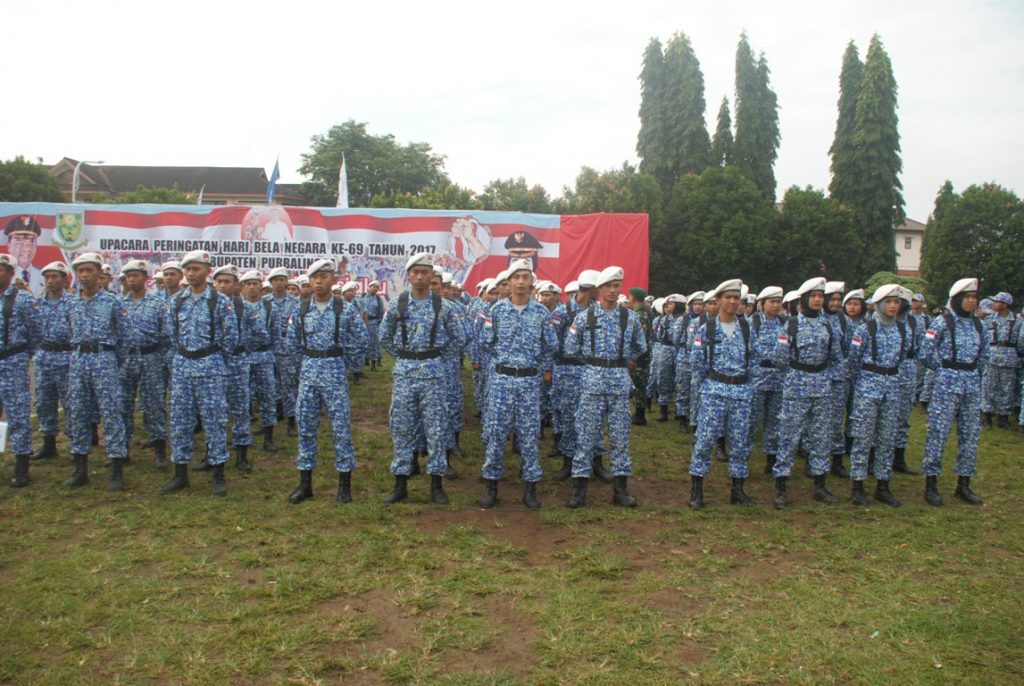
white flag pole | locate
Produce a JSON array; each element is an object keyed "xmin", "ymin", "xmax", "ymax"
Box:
[{"xmin": 337, "ymin": 153, "xmax": 349, "ymax": 208}]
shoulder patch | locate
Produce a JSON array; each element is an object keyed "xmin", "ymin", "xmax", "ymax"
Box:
[
  {"xmin": 851, "ymin": 336, "xmax": 862, "ymax": 347},
  {"xmin": 693, "ymin": 336, "xmax": 702, "ymax": 347},
  {"xmin": 925, "ymin": 329, "xmax": 937, "ymax": 339},
  {"xmin": 778, "ymin": 333, "xmax": 788, "ymax": 343}
]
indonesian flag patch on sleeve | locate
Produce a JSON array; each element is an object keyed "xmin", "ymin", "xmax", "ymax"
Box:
[
  {"xmin": 851, "ymin": 336, "xmax": 862, "ymax": 347},
  {"xmin": 778, "ymin": 333, "xmax": 788, "ymax": 343},
  {"xmin": 925, "ymin": 329, "xmax": 937, "ymax": 339},
  {"xmin": 693, "ymin": 336, "xmax": 702, "ymax": 348},
  {"xmin": 569, "ymin": 324, "xmax": 577, "ymax": 334},
  {"xmin": 483, "ymin": 316, "xmax": 492, "ymax": 328}
]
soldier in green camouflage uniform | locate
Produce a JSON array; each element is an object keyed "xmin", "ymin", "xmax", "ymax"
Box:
[{"xmin": 629, "ymin": 287, "xmax": 653, "ymax": 425}]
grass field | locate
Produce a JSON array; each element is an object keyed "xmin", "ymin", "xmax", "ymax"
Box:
[{"xmin": 1, "ymin": 360, "xmax": 1022, "ymax": 685}]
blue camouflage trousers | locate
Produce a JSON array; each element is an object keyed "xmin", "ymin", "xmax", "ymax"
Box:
[
  {"xmin": 895, "ymin": 364, "xmax": 916, "ymax": 449},
  {"xmin": 919, "ymin": 368, "xmax": 935, "ymax": 403},
  {"xmin": 295, "ymin": 371, "xmax": 354, "ymax": 472},
  {"xmin": 389, "ymin": 374, "xmax": 449, "ymax": 476},
  {"xmin": 120, "ymin": 351, "xmax": 168, "ymax": 444},
  {"xmin": 848, "ymin": 393, "xmax": 899, "ymax": 481},
  {"xmin": 444, "ymin": 356, "xmax": 464, "ymax": 446},
  {"xmin": 0, "ymin": 355, "xmax": 32, "ymax": 455},
  {"xmin": 34, "ymin": 360, "xmax": 70, "ymax": 438},
  {"xmin": 748, "ymin": 388, "xmax": 782, "ymax": 456},
  {"xmin": 482, "ymin": 373, "xmax": 542, "ymax": 482},
  {"xmin": 249, "ymin": 359, "xmax": 278, "ymax": 428},
  {"xmin": 983, "ymin": 365, "xmax": 1019, "ymax": 416},
  {"xmin": 69, "ymin": 352, "xmax": 127, "ymax": 459},
  {"xmin": 555, "ymin": 364, "xmax": 583, "ymax": 457},
  {"xmin": 922, "ymin": 383, "xmax": 980, "ymax": 478},
  {"xmin": 689, "ymin": 373, "xmax": 702, "ymax": 426},
  {"xmin": 572, "ymin": 393, "xmax": 632, "ymax": 478},
  {"xmin": 689, "ymin": 393, "xmax": 752, "ymax": 478},
  {"xmin": 774, "ymin": 395, "xmax": 830, "ymax": 478},
  {"xmin": 827, "ymin": 379, "xmax": 847, "ymax": 455},
  {"xmin": 655, "ymin": 346, "xmax": 676, "ymax": 406},
  {"xmin": 365, "ymin": 320, "xmax": 382, "ymax": 361},
  {"xmin": 276, "ymin": 355, "xmax": 299, "ymax": 418},
  {"xmin": 674, "ymin": 364, "xmax": 691, "ymax": 419},
  {"xmin": 170, "ymin": 374, "xmax": 228, "ymax": 465},
  {"xmin": 225, "ymin": 358, "xmax": 252, "ymax": 447}
]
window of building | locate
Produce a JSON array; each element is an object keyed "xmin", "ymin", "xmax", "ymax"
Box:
[{"xmin": 904, "ymin": 237, "xmax": 912, "ymax": 250}]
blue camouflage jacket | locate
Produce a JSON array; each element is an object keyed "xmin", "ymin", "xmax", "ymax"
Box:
[
  {"xmin": 479, "ymin": 299, "xmax": 558, "ymax": 372},
  {"xmin": 771, "ymin": 313, "xmax": 841, "ymax": 398},
  {"xmin": 1, "ymin": 284, "xmax": 40, "ymax": 360},
  {"xmin": 564, "ymin": 303, "xmax": 647, "ymax": 394},
  {"xmin": 847, "ymin": 316, "xmax": 908, "ymax": 399},
  {"xmin": 920, "ymin": 313, "xmax": 990, "ymax": 393},
  {"xmin": 164, "ymin": 287, "xmax": 239, "ymax": 378},
  {"xmin": 380, "ymin": 292, "xmax": 468, "ymax": 379},
  {"xmin": 287, "ymin": 297, "xmax": 368, "ymax": 379},
  {"xmin": 690, "ymin": 316, "xmax": 753, "ymax": 400},
  {"xmin": 35, "ymin": 292, "xmax": 72, "ymax": 366}
]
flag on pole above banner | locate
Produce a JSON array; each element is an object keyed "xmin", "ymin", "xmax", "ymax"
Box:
[
  {"xmin": 266, "ymin": 157, "xmax": 280, "ymax": 204},
  {"xmin": 336, "ymin": 153, "xmax": 349, "ymax": 208}
]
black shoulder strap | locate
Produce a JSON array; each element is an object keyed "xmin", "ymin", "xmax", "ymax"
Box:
[
  {"xmin": 619, "ymin": 305, "xmax": 628, "ymax": 360},
  {"xmin": 788, "ymin": 316, "xmax": 799, "ymax": 360},
  {"xmin": 173, "ymin": 291, "xmax": 187, "ymax": 341},
  {"xmin": 752, "ymin": 312, "xmax": 762, "ymax": 335},
  {"xmin": 208, "ymin": 292, "xmax": 217, "ymax": 343},
  {"xmin": 333, "ymin": 297, "xmax": 344, "ymax": 348},
  {"xmin": 233, "ymin": 296, "xmax": 245, "ymax": 330},
  {"xmin": 706, "ymin": 316, "xmax": 717, "ymax": 368},
  {"xmin": 298, "ymin": 298, "xmax": 311, "ymax": 347},
  {"xmin": 429, "ymin": 292, "xmax": 442, "ymax": 347},
  {"xmin": 588, "ymin": 303, "xmax": 597, "ymax": 356},
  {"xmin": 2, "ymin": 289, "xmax": 16, "ymax": 347},
  {"xmin": 398, "ymin": 291, "xmax": 410, "ymax": 348},
  {"xmin": 868, "ymin": 319, "xmax": 878, "ymax": 362},
  {"xmin": 906, "ymin": 314, "xmax": 917, "ymax": 331},
  {"xmin": 740, "ymin": 316, "xmax": 750, "ymax": 367},
  {"xmin": 263, "ymin": 298, "xmax": 272, "ymax": 325},
  {"xmin": 897, "ymin": 321, "xmax": 907, "ymax": 360},
  {"xmin": 945, "ymin": 313, "xmax": 957, "ymax": 362},
  {"xmin": 839, "ymin": 315, "xmax": 847, "ymax": 336}
]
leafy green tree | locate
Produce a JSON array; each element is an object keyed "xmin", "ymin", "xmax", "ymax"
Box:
[
  {"xmin": 299, "ymin": 120, "xmax": 448, "ymax": 207},
  {"xmin": 636, "ymin": 38, "xmax": 670, "ymax": 193},
  {"xmin": 90, "ymin": 185, "xmax": 194, "ymax": 204},
  {"xmin": 478, "ymin": 177, "xmax": 553, "ymax": 214},
  {"xmin": 555, "ymin": 163, "xmax": 662, "ymax": 216},
  {"xmin": 776, "ymin": 186, "xmax": 860, "ymax": 286},
  {"xmin": 863, "ymin": 271, "xmax": 927, "ymax": 300},
  {"xmin": 710, "ymin": 97, "xmax": 733, "ymax": 168},
  {"xmin": 732, "ymin": 33, "xmax": 780, "ymax": 201},
  {"xmin": 828, "ymin": 41, "xmax": 864, "ymax": 205},
  {"xmin": 0, "ymin": 156, "xmax": 65, "ymax": 202},
  {"xmin": 920, "ymin": 182, "xmax": 1024, "ymax": 305},
  {"xmin": 370, "ymin": 182, "xmax": 480, "ymax": 210}
]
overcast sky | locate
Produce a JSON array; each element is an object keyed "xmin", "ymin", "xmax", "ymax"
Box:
[{"xmin": 3, "ymin": 0, "xmax": 1021, "ymax": 220}]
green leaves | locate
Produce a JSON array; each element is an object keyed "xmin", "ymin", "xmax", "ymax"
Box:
[{"xmin": 0, "ymin": 156, "xmax": 65, "ymax": 202}]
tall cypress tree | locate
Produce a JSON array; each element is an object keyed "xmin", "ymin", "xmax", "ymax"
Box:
[
  {"xmin": 710, "ymin": 97, "xmax": 733, "ymax": 167},
  {"xmin": 849, "ymin": 34, "xmax": 904, "ymax": 277},
  {"xmin": 828, "ymin": 41, "xmax": 864, "ymax": 204},
  {"xmin": 733, "ymin": 33, "xmax": 780, "ymax": 201},
  {"xmin": 637, "ymin": 38, "xmax": 669, "ymax": 193},
  {"xmin": 662, "ymin": 33, "xmax": 711, "ymax": 183}
]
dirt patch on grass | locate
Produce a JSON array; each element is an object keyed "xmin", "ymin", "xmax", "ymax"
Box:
[
  {"xmin": 350, "ymin": 404, "xmax": 390, "ymax": 433},
  {"xmin": 444, "ymin": 593, "xmax": 539, "ymax": 677}
]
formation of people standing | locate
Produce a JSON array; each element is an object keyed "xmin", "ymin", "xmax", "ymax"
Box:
[{"xmin": 1, "ymin": 242, "xmax": 1021, "ymax": 510}]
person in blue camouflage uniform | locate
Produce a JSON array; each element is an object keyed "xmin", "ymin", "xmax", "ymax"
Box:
[
  {"xmin": 159, "ymin": 250, "xmax": 239, "ymax": 497},
  {"xmin": 537, "ymin": 281, "xmax": 561, "ymax": 436},
  {"xmin": 673, "ymin": 291, "xmax": 703, "ymax": 433},
  {"xmin": 286, "ymin": 259, "xmax": 369, "ymax": 505},
  {"xmin": 771, "ymin": 277, "xmax": 844, "ymax": 507},
  {"xmin": 687, "ymin": 280, "xmax": 756, "ymax": 509},
  {"xmin": 358, "ymin": 280, "xmax": 386, "ymax": 370},
  {"xmin": 468, "ymin": 278, "xmax": 497, "ymax": 420},
  {"xmin": 438, "ymin": 270, "xmax": 468, "ymax": 474},
  {"xmin": 340, "ymin": 281, "xmax": 367, "ymax": 385},
  {"xmin": 652, "ymin": 296, "xmax": 680, "ymax": 423},
  {"xmin": 1, "ymin": 253, "xmax": 41, "ymax": 488},
  {"xmin": 239, "ymin": 270, "xmax": 279, "ymax": 453},
  {"xmin": 840, "ymin": 289, "xmax": 867, "ymax": 457},
  {"xmin": 628, "ymin": 287, "xmax": 653, "ymax": 426},
  {"xmin": 380, "ymin": 252, "xmax": 468, "ymax": 505},
  {"xmin": 265, "ymin": 267, "xmax": 299, "ymax": 437},
  {"xmin": 919, "ymin": 278, "xmax": 991, "ymax": 506},
  {"xmin": 119, "ymin": 260, "xmax": 169, "ymax": 469},
  {"xmin": 563, "ymin": 266, "xmax": 647, "ymax": 508},
  {"xmin": 65, "ymin": 253, "xmax": 129, "ymax": 491},
  {"xmin": 891, "ymin": 290, "xmax": 924, "ymax": 475},
  {"xmin": 982, "ymin": 292, "xmax": 1022, "ymax": 429},
  {"xmin": 822, "ymin": 281, "xmax": 851, "ymax": 478},
  {"xmin": 845, "ymin": 285, "xmax": 910, "ymax": 507},
  {"xmin": 689, "ymin": 292, "xmax": 717, "ymax": 436},
  {"xmin": 477, "ymin": 260, "xmax": 558, "ymax": 510},
  {"xmin": 909, "ymin": 294, "xmax": 932, "ymax": 403},
  {"xmin": 32, "ymin": 262, "xmax": 73, "ymax": 462},
  {"xmin": 748, "ymin": 287, "xmax": 785, "ymax": 475},
  {"xmin": 156, "ymin": 261, "xmax": 185, "ymax": 386}
]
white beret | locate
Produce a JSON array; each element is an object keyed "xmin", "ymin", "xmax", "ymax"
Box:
[
  {"xmin": 485, "ymin": 280, "xmax": 500, "ymax": 293},
  {"xmin": 704, "ymin": 287, "xmax": 718, "ymax": 301},
  {"xmin": 949, "ymin": 277, "xmax": 978, "ymax": 299},
  {"xmin": 652, "ymin": 297, "xmax": 666, "ymax": 315},
  {"xmin": 595, "ymin": 266, "xmax": 624, "ymax": 287},
  {"xmin": 476, "ymin": 278, "xmax": 493, "ymax": 294},
  {"xmin": 267, "ymin": 267, "xmax": 290, "ymax": 280},
  {"xmin": 306, "ymin": 258, "xmax": 336, "ymax": 278},
  {"xmin": 0, "ymin": 254, "xmax": 14, "ymax": 269},
  {"xmin": 101, "ymin": 264, "xmax": 114, "ymax": 276},
  {"xmin": 740, "ymin": 284, "xmax": 750, "ymax": 300},
  {"xmin": 539, "ymin": 281, "xmax": 560, "ymax": 294},
  {"xmin": 205, "ymin": 275, "xmax": 214, "ymax": 284},
  {"xmin": 287, "ymin": 280, "xmax": 300, "ymax": 288},
  {"xmin": 160, "ymin": 260, "xmax": 182, "ymax": 273},
  {"xmin": 41, "ymin": 261, "xmax": 70, "ymax": 277},
  {"xmin": 666, "ymin": 293, "xmax": 687, "ymax": 304},
  {"xmin": 688, "ymin": 291, "xmax": 705, "ymax": 302},
  {"xmin": 153, "ymin": 272, "xmax": 164, "ymax": 280},
  {"xmin": 577, "ymin": 270, "xmax": 600, "ymax": 289},
  {"xmin": 896, "ymin": 286, "xmax": 913, "ymax": 302},
  {"xmin": 782, "ymin": 290, "xmax": 800, "ymax": 304},
  {"xmin": 616, "ymin": 294, "xmax": 628, "ymax": 303},
  {"xmin": 745, "ymin": 294, "xmax": 756, "ymax": 304},
  {"xmin": 507, "ymin": 258, "xmax": 533, "ymax": 277},
  {"xmin": 120, "ymin": 259, "xmax": 149, "ymax": 275},
  {"xmin": 872, "ymin": 284, "xmax": 901, "ymax": 304},
  {"xmin": 494, "ymin": 269, "xmax": 510, "ymax": 284},
  {"xmin": 212, "ymin": 264, "xmax": 239, "ymax": 279},
  {"xmin": 262, "ymin": 280, "xmax": 271, "ymax": 289},
  {"xmin": 798, "ymin": 277, "xmax": 827, "ymax": 296},
  {"xmin": 824, "ymin": 280, "xmax": 846, "ymax": 295},
  {"xmin": 341, "ymin": 281, "xmax": 359, "ymax": 293},
  {"xmin": 403, "ymin": 252, "xmax": 434, "ymax": 272},
  {"xmin": 71, "ymin": 252, "xmax": 101, "ymax": 269},
  {"xmin": 180, "ymin": 250, "xmax": 212, "ymax": 268},
  {"xmin": 432, "ymin": 265, "xmax": 444, "ymax": 277},
  {"xmin": 239, "ymin": 270, "xmax": 262, "ymax": 283},
  {"xmin": 842, "ymin": 289, "xmax": 865, "ymax": 305},
  {"xmin": 331, "ymin": 283, "xmax": 342, "ymax": 292},
  {"xmin": 757, "ymin": 286, "xmax": 784, "ymax": 301},
  {"xmin": 297, "ymin": 275, "xmax": 310, "ymax": 286},
  {"xmin": 564, "ymin": 280, "xmax": 579, "ymax": 294},
  {"xmin": 714, "ymin": 279, "xmax": 743, "ymax": 296},
  {"xmin": 645, "ymin": 295, "xmax": 655, "ymax": 303},
  {"xmin": 368, "ymin": 280, "xmax": 380, "ymax": 288},
  {"xmin": 441, "ymin": 271, "xmax": 453, "ymax": 285}
]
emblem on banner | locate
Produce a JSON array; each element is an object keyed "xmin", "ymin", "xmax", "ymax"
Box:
[{"xmin": 54, "ymin": 211, "xmax": 86, "ymax": 250}]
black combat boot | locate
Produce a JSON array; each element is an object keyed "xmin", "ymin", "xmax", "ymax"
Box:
[
  {"xmin": 65, "ymin": 454, "xmax": 89, "ymax": 488},
  {"xmin": 10, "ymin": 454, "xmax": 30, "ymax": 488},
  {"xmin": 288, "ymin": 469, "xmax": 314, "ymax": 503},
  {"xmin": 657, "ymin": 404, "xmax": 669, "ymax": 422},
  {"xmin": 592, "ymin": 456, "xmax": 613, "ymax": 484},
  {"xmin": 107, "ymin": 458, "xmax": 125, "ymax": 492},
  {"xmin": 153, "ymin": 439, "xmax": 168, "ymax": 470},
  {"xmin": 874, "ymin": 480, "xmax": 901, "ymax": 507},
  {"xmin": 812, "ymin": 474, "xmax": 837, "ymax": 504},
  {"xmin": 444, "ymin": 450, "xmax": 459, "ymax": 480},
  {"xmin": 996, "ymin": 415, "xmax": 1010, "ymax": 430},
  {"xmin": 830, "ymin": 454, "xmax": 849, "ymax": 479},
  {"xmin": 851, "ymin": 480, "xmax": 868, "ymax": 507},
  {"xmin": 612, "ymin": 475, "xmax": 637, "ymax": 507},
  {"xmin": 33, "ymin": 435, "xmax": 57, "ymax": 460},
  {"xmin": 678, "ymin": 416, "xmax": 690, "ymax": 434},
  {"xmin": 552, "ymin": 454, "xmax": 573, "ymax": 482},
  {"xmin": 160, "ymin": 463, "xmax": 190, "ymax": 494},
  {"xmin": 923, "ymin": 475, "xmax": 943, "ymax": 506},
  {"xmin": 764, "ymin": 454, "xmax": 776, "ymax": 475},
  {"xmin": 276, "ymin": 401, "xmax": 284, "ymax": 421},
  {"xmin": 522, "ymin": 482, "xmax": 541, "ymax": 510},
  {"xmin": 892, "ymin": 447, "xmax": 919, "ymax": 475},
  {"xmin": 430, "ymin": 474, "xmax": 449, "ymax": 504},
  {"xmin": 410, "ymin": 452, "xmax": 422, "ymax": 477},
  {"xmin": 286, "ymin": 416, "xmax": 297, "ymax": 437},
  {"xmin": 954, "ymin": 476, "xmax": 983, "ymax": 505},
  {"xmin": 211, "ymin": 463, "xmax": 227, "ymax": 497},
  {"xmin": 383, "ymin": 475, "xmax": 408, "ymax": 504},
  {"xmin": 262, "ymin": 426, "xmax": 278, "ymax": 453},
  {"xmin": 773, "ymin": 476, "xmax": 788, "ymax": 509},
  {"xmin": 632, "ymin": 405, "xmax": 647, "ymax": 426},
  {"xmin": 981, "ymin": 412, "xmax": 992, "ymax": 427},
  {"xmin": 479, "ymin": 479, "xmax": 498, "ymax": 509},
  {"xmin": 235, "ymin": 445, "xmax": 251, "ymax": 474},
  {"xmin": 336, "ymin": 472, "xmax": 352, "ymax": 503},
  {"xmin": 193, "ymin": 446, "xmax": 212, "ymax": 472},
  {"xmin": 730, "ymin": 478, "xmax": 754, "ymax": 506},
  {"xmin": 688, "ymin": 475, "xmax": 705, "ymax": 510},
  {"xmin": 567, "ymin": 477, "xmax": 588, "ymax": 508}
]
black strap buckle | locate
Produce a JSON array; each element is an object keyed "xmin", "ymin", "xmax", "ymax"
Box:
[
  {"xmin": 303, "ymin": 348, "xmax": 345, "ymax": 358},
  {"xmin": 862, "ymin": 363, "xmax": 899, "ymax": 376},
  {"xmin": 177, "ymin": 346, "xmax": 217, "ymax": 360},
  {"xmin": 707, "ymin": 369, "xmax": 749, "ymax": 385}
]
